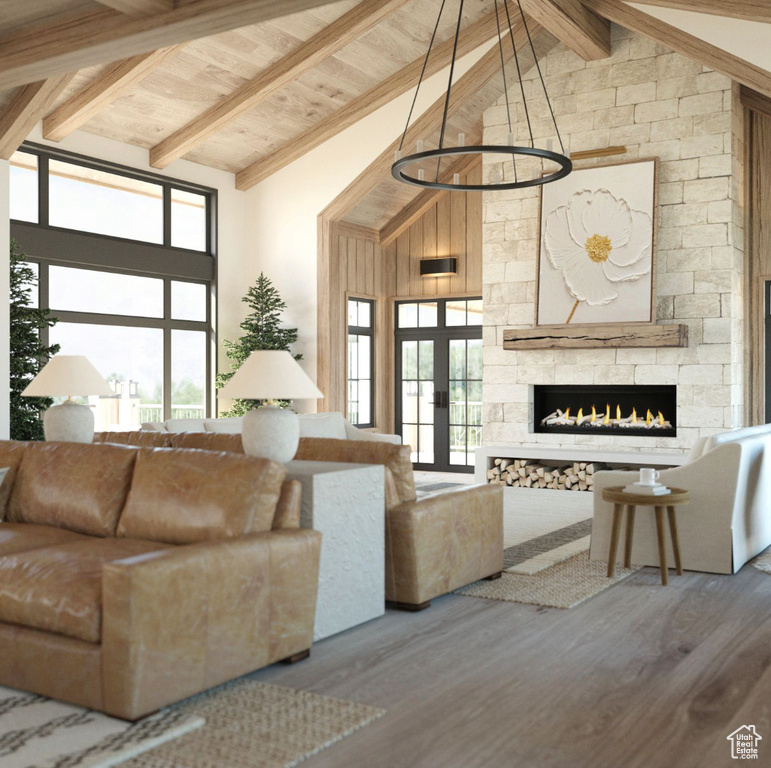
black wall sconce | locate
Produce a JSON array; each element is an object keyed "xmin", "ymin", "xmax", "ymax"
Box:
[{"xmin": 420, "ymin": 257, "xmax": 457, "ymax": 277}]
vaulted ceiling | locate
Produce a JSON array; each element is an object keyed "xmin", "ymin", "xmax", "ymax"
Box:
[{"xmin": 0, "ymin": 0, "xmax": 768, "ymax": 232}]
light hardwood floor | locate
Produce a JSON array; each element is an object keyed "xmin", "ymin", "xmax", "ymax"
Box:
[{"xmin": 254, "ymin": 561, "xmax": 771, "ymax": 768}]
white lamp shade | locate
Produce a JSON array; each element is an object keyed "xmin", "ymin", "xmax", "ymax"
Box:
[
  {"xmin": 219, "ymin": 350, "xmax": 323, "ymax": 401},
  {"xmin": 22, "ymin": 355, "xmax": 114, "ymax": 398}
]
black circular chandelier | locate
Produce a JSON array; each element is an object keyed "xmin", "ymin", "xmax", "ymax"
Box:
[{"xmin": 391, "ymin": 0, "xmax": 572, "ymax": 192}]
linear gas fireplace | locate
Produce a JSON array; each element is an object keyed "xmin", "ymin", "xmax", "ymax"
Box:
[{"xmin": 534, "ymin": 385, "xmax": 677, "ymax": 438}]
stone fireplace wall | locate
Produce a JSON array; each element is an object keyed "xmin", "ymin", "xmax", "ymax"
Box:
[{"xmin": 482, "ymin": 25, "xmax": 745, "ymax": 455}]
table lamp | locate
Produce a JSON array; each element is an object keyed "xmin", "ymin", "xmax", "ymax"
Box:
[
  {"xmin": 22, "ymin": 355, "xmax": 114, "ymax": 443},
  {"xmin": 218, "ymin": 350, "xmax": 323, "ymax": 463}
]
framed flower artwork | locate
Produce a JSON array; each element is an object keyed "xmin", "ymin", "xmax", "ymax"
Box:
[{"xmin": 536, "ymin": 158, "xmax": 657, "ymax": 327}]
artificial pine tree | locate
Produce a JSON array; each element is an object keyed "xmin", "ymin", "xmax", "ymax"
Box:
[
  {"xmin": 9, "ymin": 239, "xmax": 59, "ymax": 440},
  {"xmin": 216, "ymin": 273, "xmax": 301, "ymax": 416}
]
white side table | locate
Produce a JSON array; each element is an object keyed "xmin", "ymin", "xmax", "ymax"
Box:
[{"xmin": 286, "ymin": 460, "xmax": 385, "ymax": 641}]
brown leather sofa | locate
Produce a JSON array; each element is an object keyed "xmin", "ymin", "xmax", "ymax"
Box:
[
  {"xmin": 98, "ymin": 431, "xmax": 503, "ymax": 611},
  {"xmin": 0, "ymin": 440, "xmax": 321, "ymax": 720}
]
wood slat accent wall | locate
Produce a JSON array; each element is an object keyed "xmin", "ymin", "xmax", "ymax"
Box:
[
  {"xmin": 319, "ymin": 160, "xmax": 483, "ymax": 433},
  {"xmin": 747, "ymin": 104, "xmax": 771, "ymax": 424},
  {"xmin": 381, "ymin": 161, "xmax": 483, "ymax": 301}
]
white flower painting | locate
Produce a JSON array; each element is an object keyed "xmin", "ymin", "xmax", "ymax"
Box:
[{"xmin": 537, "ymin": 160, "xmax": 656, "ymax": 326}]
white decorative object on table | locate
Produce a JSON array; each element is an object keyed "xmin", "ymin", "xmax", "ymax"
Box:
[
  {"xmin": 21, "ymin": 355, "xmax": 113, "ymax": 443},
  {"xmin": 218, "ymin": 350, "xmax": 323, "ymax": 463},
  {"xmin": 287, "ymin": 460, "xmax": 385, "ymax": 641}
]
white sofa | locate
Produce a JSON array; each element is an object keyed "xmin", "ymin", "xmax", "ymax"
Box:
[
  {"xmin": 141, "ymin": 411, "xmax": 402, "ymax": 445},
  {"xmin": 590, "ymin": 424, "xmax": 771, "ymax": 575}
]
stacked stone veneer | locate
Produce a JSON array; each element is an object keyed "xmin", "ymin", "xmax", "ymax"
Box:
[{"xmin": 482, "ymin": 25, "xmax": 745, "ymax": 454}]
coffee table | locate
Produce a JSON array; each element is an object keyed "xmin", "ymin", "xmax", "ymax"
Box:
[{"xmin": 602, "ymin": 486, "xmax": 690, "ymax": 585}]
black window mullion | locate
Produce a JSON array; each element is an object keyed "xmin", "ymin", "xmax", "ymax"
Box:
[
  {"xmin": 38, "ymin": 153, "xmax": 49, "ymax": 227},
  {"xmin": 163, "ymin": 185, "xmax": 172, "ymax": 247}
]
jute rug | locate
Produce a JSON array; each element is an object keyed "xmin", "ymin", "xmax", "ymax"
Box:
[
  {"xmin": 503, "ymin": 519, "xmax": 592, "ymax": 575},
  {"xmin": 455, "ymin": 550, "xmax": 642, "ymax": 609},
  {"xmin": 0, "ymin": 686, "xmax": 203, "ymax": 768},
  {"xmin": 122, "ymin": 676, "xmax": 385, "ymax": 768}
]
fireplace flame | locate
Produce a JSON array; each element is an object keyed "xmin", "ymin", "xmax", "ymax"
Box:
[
  {"xmin": 564, "ymin": 407, "xmax": 570, "ymax": 420},
  {"xmin": 616, "ymin": 404, "xmax": 621, "ymax": 421},
  {"xmin": 658, "ymin": 411, "xmax": 665, "ymax": 425},
  {"xmin": 631, "ymin": 407, "xmax": 638, "ymax": 424},
  {"xmin": 603, "ymin": 405, "xmax": 611, "ymax": 426},
  {"xmin": 646, "ymin": 409, "xmax": 653, "ymax": 427},
  {"xmin": 577, "ymin": 407, "xmax": 584, "ymax": 421},
  {"xmin": 540, "ymin": 403, "xmax": 672, "ymax": 431},
  {"xmin": 591, "ymin": 404, "xmax": 597, "ymax": 423}
]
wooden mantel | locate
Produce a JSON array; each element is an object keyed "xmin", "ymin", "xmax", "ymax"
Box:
[{"xmin": 503, "ymin": 324, "xmax": 689, "ymax": 350}]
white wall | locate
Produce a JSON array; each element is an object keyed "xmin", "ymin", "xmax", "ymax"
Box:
[
  {"xmin": 0, "ymin": 161, "xmax": 9, "ymax": 438},
  {"xmin": 243, "ymin": 45, "xmax": 492, "ymax": 411}
]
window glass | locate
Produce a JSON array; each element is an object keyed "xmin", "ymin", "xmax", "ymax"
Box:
[
  {"xmin": 49, "ymin": 160, "xmax": 163, "ymax": 243},
  {"xmin": 418, "ymin": 302, "xmax": 438, "ymax": 327},
  {"xmin": 171, "ymin": 188, "xmax": 207, "ymax": 251},
  {"xmin": 446, "ymin": 300, "xmax": 467, "ymax": 326},
  {"xmin": 50, "ymin": 323, "xmax": 163, "ymax": 432},
  {"xmin": 172, "ymin": 330, "xmax": 207, "ymax": 420},
  {"xmin": 171, "ymin": 281, "xmax": 207, "ymax": 322},
  {"xmin": 49, "ymin": 266, "xmax": 163, "ymax": 318},
  {"xmin": 9, "ymin": 151, "xmax": 38, "ymax": 223},
  {"xmin": 467, "ymin": 299, "xmax": 483, "ymax": 325},
  {"xmin": 398, "ymin": 303, "xmax": 418, "ymax": 328}
]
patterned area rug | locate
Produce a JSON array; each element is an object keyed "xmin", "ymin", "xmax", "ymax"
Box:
[
  {"xmin": 503, "ymin": 519, "xmax": 593, "ymax": 574},
  {"xmin": 0, "ymin": 687, "xmax": 203, "ymax": 768},
  {"xmin": 122, "ymin": 677, "xmax": 385, "ymax": 768},
  {"xmin": 455, "ymin": 550, "xmax": 642, "ymax": 609},
  {"xmin": 751, "ymin": 549, "xmax": 771, "ymax": 574}
]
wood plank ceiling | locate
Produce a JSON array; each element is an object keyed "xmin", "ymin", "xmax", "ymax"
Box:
[{"xmin": 0, "ymin": 0, "xmax": 768, "ymax": 232}]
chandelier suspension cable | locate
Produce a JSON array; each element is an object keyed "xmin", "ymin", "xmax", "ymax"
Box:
[
  {"xmin": 435, "ymin": 0, "xmax": 465, "ymax": 181},
  {"xmin": 502, "ymin": 0, "xmax": 533, "ymax": 149},
  {"xmin": 398, "ymin": 0, "xmax": 447, "ymax": 154},
  {"xmin": 391, "ymin": 0, "xmax": 572, "ymax": 193},
  {"xmin": 493, "ymin": 0, "xmax": 517, "ymax": 182},
  {"xmin": 513, "ymin": 0, "xmax": 566, "ymax": 154}
]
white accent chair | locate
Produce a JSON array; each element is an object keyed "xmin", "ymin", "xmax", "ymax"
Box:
[
  {"xmin": 590, "ymin": 425, "xmax": 771, "ymax": 574},
  {"xmin": 142, "ymin": 411, "xmax": 402, "ymax": 445}
]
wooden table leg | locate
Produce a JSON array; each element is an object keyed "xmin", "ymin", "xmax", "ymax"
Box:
[
  {"xmin": 624, "ymin": 505, "xmax": 635, "ymax": 568},
  {"xmin": 655, "ymin": 506, "xmax": 668, "ymax": 586},
  {"xmin": 607, "ymin": 503, "xmax": 624, "ymax": 578},
  {"xmin": 667, "ymin": 506, "xmax": 683, "ymax": 575}
]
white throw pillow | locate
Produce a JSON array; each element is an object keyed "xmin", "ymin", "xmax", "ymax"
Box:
[
  {"xmin": 298, "ymin": 412, "xmax": 348, "ymax": 440},
  {"xmin": 204, "ymin": 418, "xmax": 243, "ymax": 434},
  {"xmin": 166, "ymin": 418, "xmax": 207, "ymax": 433}
]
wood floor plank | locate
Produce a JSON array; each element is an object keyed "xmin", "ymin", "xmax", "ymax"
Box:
[{"xmin": 250, "ymin": 564, "xmax": 771, "ymax": 768}]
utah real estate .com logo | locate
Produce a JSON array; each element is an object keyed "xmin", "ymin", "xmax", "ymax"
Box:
[{"xmin": 727, "ymin": 725, "xmax": 762, "ymax": 760}]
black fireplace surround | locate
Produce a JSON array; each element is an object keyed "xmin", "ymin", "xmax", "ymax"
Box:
[{"xmin": 533, "ymin": 385, "xmax": 677, "ymax": 438}]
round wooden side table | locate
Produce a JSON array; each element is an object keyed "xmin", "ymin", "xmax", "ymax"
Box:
[{"xmin": 602, "ymin": 486, "xmax": 690, "ymax": 586}]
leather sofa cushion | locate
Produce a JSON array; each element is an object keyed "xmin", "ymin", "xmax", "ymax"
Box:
[
  {"xmin": 0, "ymin": 523, "xmax": 90, "ymax": 557},
  {"xmin": 95, "ymin": 431, "xmax": 173, "ymax": 448},
  {"xmin": 0, "ymin": 441, "xmax": 28, "ymax": 520},
  {"xmin": 117, "ymin": 448, "xmax": 285, "ymax": 544},
  {"xmin": 295, "ymin": 438, "xmax": 416, "ymax": 505},
  {"xmin": 170, "ymin": 432, "xmax": 244, "ymax": 453},
  {"xmin": 7, "ymin": 442, "xmax": 139, "ymax": 537},
  {"xmin": 0, "ymin": 538, "xmax": 168, "ymax": 643}
]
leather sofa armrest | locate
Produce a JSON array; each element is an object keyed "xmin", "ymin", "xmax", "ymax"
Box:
[
  {"xmin": 101, "ymin": 529, "xmax": 321, "ymax": 720},
  {"xmin": 273, "ymin": 479, "xmax": 302, "ymax": 529},
  {"xmin": 385, "ymin": 484, "xmax": 503, "ymax": 606}
]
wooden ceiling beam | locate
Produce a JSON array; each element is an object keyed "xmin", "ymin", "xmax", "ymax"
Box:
[
  {"xmin": 623, "ymin": 0, "xmax": 771, "ymax": 25},
  {"xmin": 322, "ymin": 22, "xmax": 542, "ymax": 222},
  {"xmin": 379, "ymin": 154, "xmax": 481, "ymax": 247},
  {"xmin": 583, "ymin": 0, "xmax": 771, "ymax": 98},
  {"xmin": 42, "ymin": 45, "xmax": 183, "ymax": 142},
  {"xmin": 0, "ymin": 0, "xmax": 339, "ymax": 92},
  {"xmin": 95, "ymin": 0, "xmax": 175, "ymax": 15},
  {"xmin": 235, "ymin": 11, "xmax": 501, "ymax": 191},
  {"xmin": 520, "ymin": 0, "xmax": 609, "ymax": 60},
  {"xmin": 0, "ymin": 73, "xmax": 75, "ymax": 159},
  {"xmin": 149, "ymin": 0, "xmax": 411, "ymax": 169}
]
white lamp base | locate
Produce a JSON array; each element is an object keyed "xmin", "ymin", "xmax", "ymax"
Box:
[
  {"xmin": 242, "ymin": 405, "xmax": 299, "ymax": 464},
  {"xmin": 43, "ymin": 401, "xmax": 95, "ymax": 443}
]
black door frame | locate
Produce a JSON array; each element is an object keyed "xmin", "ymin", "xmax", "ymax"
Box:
[{"xmin": 394, "ymin": 298, "xmax": 482, "ymax": 474}]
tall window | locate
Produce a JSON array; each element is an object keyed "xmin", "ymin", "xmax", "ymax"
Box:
[
  {"xmin": 347, "ymin": 298, "xmax": 374, "ymax": 428},
  {"xmin": 9, "ymin": 144, "xmax": 216, "ymax": 432}
]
